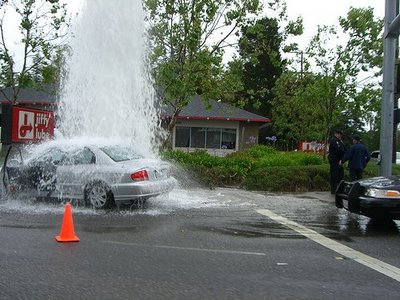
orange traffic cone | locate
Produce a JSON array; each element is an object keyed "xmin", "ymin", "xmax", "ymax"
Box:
[{"xmin": 55, "ymin": 203, "xmax": 80, "ymax": 243}]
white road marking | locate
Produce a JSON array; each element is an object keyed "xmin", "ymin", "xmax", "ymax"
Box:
[
  {"xmin": 256, "ymin": 209, "xmax": 400, "ymax": 282},
  {"xmin": 103, "ymin": 240, "xmax": 266, "ymax": 256}
]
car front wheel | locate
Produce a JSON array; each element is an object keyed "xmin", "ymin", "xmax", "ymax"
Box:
[
  {"xmin": 85, "ymin": 181, "xmax": 114, "ymax": 209},
  {"xmin": 347, "ymin": 182, "xmax": 361, "ymax": 213}
]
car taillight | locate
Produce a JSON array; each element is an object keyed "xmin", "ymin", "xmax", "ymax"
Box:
[{"xmin": 131, "ymin": 170, "xmax": 149, "ymax": 181}]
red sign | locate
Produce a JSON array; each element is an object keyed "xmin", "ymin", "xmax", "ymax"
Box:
[
  {"xmin": 11, "ymin": 106, "xmax": 54, "ymax": 143},
  {"xmin": 299, "ymin": 141, "xmax": 326, "ymax": 153}
]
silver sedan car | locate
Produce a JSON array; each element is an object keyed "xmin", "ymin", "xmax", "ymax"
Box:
[{"xmin": 2, "ymin": 139, "xmax": 177, "ymax": 209}]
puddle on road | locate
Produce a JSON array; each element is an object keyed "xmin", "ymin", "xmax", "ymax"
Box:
[
  {"xmin": 335, "ymin": 213, "xmax": 400, "ymax": 236},
  {"xmin": 0, "ymin": 223, "xmax": 55, "ymax": 230},
  {"xmin": 81, "ymin": 224, "xmax": 145, "ymax": 233},
  {"xmin": 0, "ymin": 197, "xmax": 98, "ymax": 216},
  {"xmin": 0, "ymin": 188, "xmax": 236, "ymax": 217},
  {"xmin": 188, "ymin": 221, "xmax": 306, "ymax": 239},
  {"xmin": 261, "ymin": 193, "xmax": 400, "ymax": 238},
  {"xmin": 0, "ymin": 188, "xmax": 239, "ymax": 232},
  {"xmin": 1, "ymin": 188, "xmax": 399, "ymax": 239}
]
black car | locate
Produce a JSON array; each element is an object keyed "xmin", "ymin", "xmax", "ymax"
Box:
[{"xmin": 335, "ymin": 177, "xmax": 400, "ymax": 220}]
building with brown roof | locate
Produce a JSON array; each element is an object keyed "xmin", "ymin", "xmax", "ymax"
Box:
[
  {"xmin": 0, "ymin": 89, "xmax": 271, "ymax": 155},
  {"xmin": 161, "ymin": 95, "xmax": 271, "ymax": 156}
]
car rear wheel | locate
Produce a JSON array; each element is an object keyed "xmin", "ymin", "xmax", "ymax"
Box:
[{"xmin": 85, "ymin": 181, "xmax": 115, "ymax": 209}]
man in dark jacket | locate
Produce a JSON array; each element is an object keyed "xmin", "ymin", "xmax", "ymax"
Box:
[
  {"xmin": 342, "ymin": 135, "xmax": 370, "ymax": 181},
  {"xmin": 328, "ymin": 129, "xmax": 346, "ymax": 194}
]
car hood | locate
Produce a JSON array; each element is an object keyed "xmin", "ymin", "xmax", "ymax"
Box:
[{"xmin": 357, "ymin": 176, "xmax": 400, "ymax": 190}]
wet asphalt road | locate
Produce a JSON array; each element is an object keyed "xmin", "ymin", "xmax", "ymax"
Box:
[{"xmin": 0, "ymin": 188, "xmax": 399, "ymax": 299}]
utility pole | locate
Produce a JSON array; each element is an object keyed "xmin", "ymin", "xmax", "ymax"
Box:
[
  {"xmin": 287, "ymin": 51, "xmax": 305, "ymax": 78},
  {"xmin": 300, "ymin": 51, "xmax": 304, "ymax": 78},
  {"xmin": 393, "ymin": 0, "xmax": 399, "ymax": 164},
  {"xmin": 380, "ymin": 0, "xmax": 400, "ymax": 176}
]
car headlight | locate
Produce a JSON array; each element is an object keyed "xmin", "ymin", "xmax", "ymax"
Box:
[{"xmin": 365, "ymin": 188, "xmax": 400, "ymax": 198}]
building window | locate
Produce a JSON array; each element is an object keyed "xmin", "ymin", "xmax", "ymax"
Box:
[
  {"xmin": 175, "ymin": 126, "xmax": 237, "ymax": 150},
  {"xmin": 206, "ymin": 128, "xmax": 221, "ymax": 149},
  {"xmin": 191, "ymin": 127, "xmax": 206, "ymax": 148},
  {"xmin": 175, "ymin": 127, "xmax": 190, "ymax": 147},
  {"xmin": 221, "ymin": 128, "xmax": 236, "ymax": 149}
]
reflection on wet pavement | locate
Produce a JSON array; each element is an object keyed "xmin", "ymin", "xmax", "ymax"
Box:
[
  {"xmin": 1, "ymin": 187, "xmax": 399, "ymax": 240},
  {"xmin": 284, "ymin": 192, "xmax": 400, "ymax": 238},
  {"xmin": 188, "ymin": 222, "xmax": 306, "ymax": 239}
]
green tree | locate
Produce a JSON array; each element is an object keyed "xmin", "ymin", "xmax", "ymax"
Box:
[
  {"xmin": 0, "ymin": 0, "xmax": 69, "ymax": 102},
  {"xmin": 232, "ymin": 17, "xmax": 284, "ymax": 116},
  {"xmin": 272, "ymin": 71, "xmax": 327, "ymax": 149},
  {"xmin": 226, "ymin": 9, "xmax": 303, "ymax": 117},
  {"xmin": 144, "ymin": 0, "xmax": 263, "ymax": 137},
  {"xmin": 272, "ymin": 7, "xmax": 383, "ymax": 152}
]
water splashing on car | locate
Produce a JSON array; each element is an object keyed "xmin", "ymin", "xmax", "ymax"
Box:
[
  {"xmin": 0, "ymin": 1, "xmax": 178, "ymax": 210},
  {"xmin": 57, "ymin": 0, "xmax": 162, "ymax": 156}
]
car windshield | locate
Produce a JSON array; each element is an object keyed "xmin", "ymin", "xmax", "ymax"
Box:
[{"xmin": 100, "ymin": 146, "xmax": 142, "ymax": 162}]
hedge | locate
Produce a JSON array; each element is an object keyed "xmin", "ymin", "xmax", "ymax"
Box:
[{"xmin": 163, "ymin": 146, "xmax": 400, "ymax": 192}]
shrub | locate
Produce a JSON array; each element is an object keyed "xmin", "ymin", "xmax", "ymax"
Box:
[
  {"xmin": 162, "ymin": 147, "xmax": 400, "ymax": 193},
  {"xmin": 246, "ymin": 145, "xmax": 278, "ymax": 159},
  {"xmin": 183, "ymin": 165, "xmax": 243, "ymax": 187},
  {"xmin": 162, "ymin": 150, "xmax": 188, "ymax": 163},
  {"xmin": 291, "ymin": 152, "xmax": 324, "ymax": 166},
  {"xmin": 393, "ymin": 164, "xmax": 400, "ymax": 175},
  {"xmin": 224, "ymin": 156, "xmax": 255, "ymax": 177},
  {"xmin": 244, "ymin": 165, "xmax": 330, "ymax": 192},
  {"xmin": 163, "ymin": 150, "xmax": 223, "ymax": 168}
]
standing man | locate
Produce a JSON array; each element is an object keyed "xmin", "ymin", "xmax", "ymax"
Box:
[
  {"xmin": 328, "ymin": 129, "xmax": 346, "ymax": 194},
  {"xmin": 341, "ymin": 135, "xmax": 370, "ymax": 181}
]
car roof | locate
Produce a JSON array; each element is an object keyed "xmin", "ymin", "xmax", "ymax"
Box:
[
  {"xmin": 28, "ymin": 138, "xmax": 134, "ymax": 152},
  {"xmin": 23, "ymin": 137, "xmax": 145, "ymax": 161}
]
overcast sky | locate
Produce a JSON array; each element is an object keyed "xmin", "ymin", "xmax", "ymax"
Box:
[
  {"xmin": 2, "ymin": 0, "xmax": 386, "ymax": 69},
  {"xmin": 3, "ymin": 0, "xmax": 385, "ymax": 43},
  {"xmin": 285, "ymin": 0, "xmax": 384, "ymax": 49}
]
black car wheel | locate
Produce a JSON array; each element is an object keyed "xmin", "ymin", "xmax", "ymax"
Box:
[
  {"xmin": 85, "ymin": 181, "xmax": 115, "ymax": 209},
  {"xmin": 347, "ymin": 182, "xmax": 361, "ymax": 213},
  {"xmin": 335, "ymin": 180, "xmax": 345, "ymax": 208}
]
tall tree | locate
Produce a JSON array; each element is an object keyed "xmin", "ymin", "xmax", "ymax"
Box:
[
  {"xmin": 271, "ymin": 7, "xmax": 383, "ymax": 152},
  {"xmin": 271, "ymin": 71, "xmax": 327, "ymax": 149},
  {"xmin": 234, "ymin": 17, "xmax": 284, "ymax": 116},
  {"xmin": 144, "ymin": 0, "xmax": 263, "ymax": 137},
  {"xmin": 0, "ymin": 0, "xmax": 69, "ymax": 102},
  {"xmin": 226, "ymin": 7, "xmax": 303, "ymax": 117}
]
